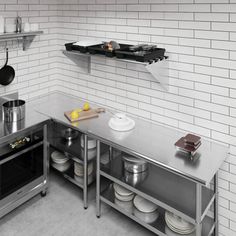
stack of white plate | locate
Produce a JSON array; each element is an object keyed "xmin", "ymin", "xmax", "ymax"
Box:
[
  {"xmin": 133, "ymin": 195, "xmax": 159, "ymax": 224},
  {"xmin": 51, "ymin": 151, "xmax": 70, "ymax": 172},
  {"xmin": 81, "ymin": 148, "xmax": 96, "ymax": 161},
  {"xmin": 113, "ymin": 183, "xmax": 134, "ymax": 213},
  {"xmin": 74, "ymin": 161, "xmax": 94, "ymax": 185},
  {"xmin": 80, "ymin": 135, "xmax": 97, "ymax": 161},
  {"xmin": 74, "ymin": 161, "xmax": 94, "ymax": 176},
  {"xmin": 165, "ymin": 211, "xmax": 195, "ymax": 235},
  {"xmin": 80, "ymin": 135, "xmax": 96, "ymax": 149}
]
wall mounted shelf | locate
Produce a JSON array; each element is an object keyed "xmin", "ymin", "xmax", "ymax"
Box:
[
  {"xmin": 62, "ymin": 50, "xmax": 169, "ymax": 91},
  {"xmin": 0, "ymin": 31, "xmax": 43, "ymax": 51}
]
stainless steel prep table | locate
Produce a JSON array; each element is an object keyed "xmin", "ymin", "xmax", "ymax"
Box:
[{"xmin": 33, "ymin": 92, "xmax": 228, "ymax": 236}]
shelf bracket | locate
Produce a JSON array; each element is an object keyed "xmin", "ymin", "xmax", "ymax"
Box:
[
  {"xmin": 22, "ymin": 35, "xmax": 35, "ymax": 51},
  {"xmin": 63, "ymin": 50, "xmax": 91, "ymax": 74},
  {"xmin": 145, "ymin": 57, "xmax": 169, "ymax": 91}
]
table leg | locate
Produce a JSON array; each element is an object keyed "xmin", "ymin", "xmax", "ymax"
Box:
[
  {"xmin": 83, "ymin": 134, "xmax": 88, "ymax": 209},
  {"xmin": 196, "ymin": 183, "xmax": 202, "ymax": 236},
  {"xmin": 96, "ymin": 140, "xmax": 101, "ymax": 218},
  {"xmin": 214, "ymin": 172, "xmax": 219, "ymax": 236}
]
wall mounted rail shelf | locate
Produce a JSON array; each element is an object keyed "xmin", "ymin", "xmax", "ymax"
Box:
[
  {"xmin": 62, "ymin": 50, "xmax": 169, "ymax": 91},
  {"xmin": 0, "ymin": 31, "xmax": 43, "ymax": 50}
]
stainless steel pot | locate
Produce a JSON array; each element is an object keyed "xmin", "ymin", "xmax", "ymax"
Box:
[
  {"xmin": 122, "ymin": 154, "xmax": 148, "ymax": 173},
  {"xmin": 124, "ymin": 170, "xmax": 148, "ymax": 187},
  {"xmin": 2, "ymin": 99, "xmax": 25, "ymax": 122},
  {"xmin": 4, "ymin": 118, "xmax": 25, "ymax": 135},
  {"xmin": 61, "ymin": 128, "xmax": 79, "ymax": 141}
]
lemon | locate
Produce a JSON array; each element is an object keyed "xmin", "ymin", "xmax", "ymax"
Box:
[
  {"xmin": 71, "ymin": 110, "xmax": 79, "ymax": 120},
  {"xmin": 83, "ymin": 102, "xmax": 90, "ymax": 111}
]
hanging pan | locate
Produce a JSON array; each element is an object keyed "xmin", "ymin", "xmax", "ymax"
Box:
[{"xmin": 0, "ymin": 48, "xmax": 15, "ymax": 86}]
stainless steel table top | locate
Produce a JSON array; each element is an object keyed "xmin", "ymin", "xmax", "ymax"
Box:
[
  {"xmin": 0, "ymin": 99, "xmax": 49, "ymax": 142},
  {"xmin": 34, "ymin": 92, "xmax": 228, "ymax": 185}
]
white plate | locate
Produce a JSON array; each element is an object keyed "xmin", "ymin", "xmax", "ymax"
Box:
[
  {"xmin": 74, "ymin": 173, "xmax": 94, "ymax": 185},
  {"xmin": 80, "ymin": 135, "xmax": 97, "ymax": 149},
  {"xmin": 113, "ymin": 183, "xmax": 134, "ymax": 196},
  {"xmin": 114, "ymin": 198, "xmax": 133, "ymax": 214},
  {"xmin": 165, "ymin": 226, "xmax": 195, "ymax": 236},
  {"xmin": 166, "ymin": 219, "xmax": 195, "ymax": 235},
  {"xmin": 81, "ymin": 148, "xmax": 96, "ymax": 161},
  {"xmin": 133, "ymin": 195, "xmax": 158, "ymax": 213},
  {"xmin": 51, "ymin": 151, "xmax": 69, "ymax": 164},
  {"xmin": 134, "ymin": 207, "xmax": 159, "ymax": 224},
  {"xmin": 51, "ymin": 161, "xmax": 70, "ymax": 172},
  {"xmin": 114, "ymin": 191, "xmax": 134, "ymax": 202},
  {"xmin": 73, "ymin": 40, "xmax": 101, "ymax": 47},
  {"xmin": 165, "ymin": 211, "xmax": 195, "ymax": 232},
  {"xmin": 109, "ymin": 114, "xmax": 135, "ymax": 132},
  {"xmin": 74, "ymin": 162, "xmax": 93, "ymax": 176},
  {"xmin": 166, "ymin": 216, "xmax": 193, "ymax": 234}
]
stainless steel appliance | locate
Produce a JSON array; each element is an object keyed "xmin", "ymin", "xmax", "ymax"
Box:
[{"xmin": 0, "ymin": 124, "xmax": 48, "ymax": 218}]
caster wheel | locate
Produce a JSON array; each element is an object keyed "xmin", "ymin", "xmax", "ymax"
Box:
[
  {"xmin": 84, "ymin": 207, "xmax": 88, "ymax": 210},
  {"xmin": 41, "ymin": 191, "xmax": 47, "ymax": 197},
  {"xmin": 96, "ymin": 216, "xmax": 100, "ymax": 219}
]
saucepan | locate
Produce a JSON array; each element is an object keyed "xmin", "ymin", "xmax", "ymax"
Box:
[{"xmin": 0, "ymin": 48, "xmax": 15, "ymax": 86}]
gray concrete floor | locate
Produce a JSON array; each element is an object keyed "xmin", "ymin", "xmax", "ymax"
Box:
[{"xmin": 0, "ymin": 173, "xmax": 155, "ymax": 236}]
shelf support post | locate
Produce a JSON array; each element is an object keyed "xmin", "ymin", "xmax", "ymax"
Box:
[
  {"xmin": 83, "ymin": 134, "xmax": 88, "ymax": 209},
  {"xmin": 214, "ymin": 172, "xmax": 219, "ymax": 236},
  {"xmin": 196, "ymin": 183, "xmax": 202, "ymax": 236},
  {"xmin": 96, "ymin": 140, "xmax": 101, "ymax": 218},
  {"xmin": 109, "ymin": 146, "xmax": 113, "ymax": 163},
  {"xmin": 43, "ymin": 124, "xmax": 49, "ymax": 194}
]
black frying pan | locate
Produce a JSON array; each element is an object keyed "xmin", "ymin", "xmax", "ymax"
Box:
[{"xmin": 0, "ymin": 48, "xmax": 15, "ymax": 86}]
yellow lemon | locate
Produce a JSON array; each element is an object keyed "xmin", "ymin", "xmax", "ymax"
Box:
[
  {"xmin": 71, "ymin": 110, "xmax": 79, "ymax": 120},
  {"xmin": 83, "ymin": 102, "xmax": 90, "ymax": 111}
]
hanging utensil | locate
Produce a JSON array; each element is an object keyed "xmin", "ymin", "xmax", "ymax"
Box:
[{"xmin": 0, "ymin": 48, "xmax": 15, "ymax": 86}]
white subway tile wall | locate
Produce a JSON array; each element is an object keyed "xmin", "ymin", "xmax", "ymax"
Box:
[
  {"xmin": 56, "ymin": 1, "xmax": 236, "ymax": 235},
  {"xmin": 0, "ymin": 0, "xmax": 59, "ymax": 100},
  {"xmin": 1, "ymin": 0, "xmax": 236, "ymax": 235}
]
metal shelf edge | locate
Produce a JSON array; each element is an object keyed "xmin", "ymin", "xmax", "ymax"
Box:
[
  {"xmin": 62, "ymin": 50, "xmax": 149, "ymax": 66},
  {"xmin": 0, "ymin": 31, "xmax": 43, "ymax": 40}
]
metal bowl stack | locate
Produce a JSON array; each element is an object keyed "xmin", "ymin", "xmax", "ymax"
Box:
[{"xmin": 122, "ymin": 154, "xmax": 148, "ymax": 186}]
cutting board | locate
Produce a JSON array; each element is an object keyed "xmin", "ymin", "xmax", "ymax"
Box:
[{"xmin": 64, "ymin": 108, "xmax": 105, "ymax": 122}]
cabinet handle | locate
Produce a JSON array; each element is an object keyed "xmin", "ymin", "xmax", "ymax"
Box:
[{"xmin": 10, "ymin": 137, "xmax": 30, "ymax": 149}]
